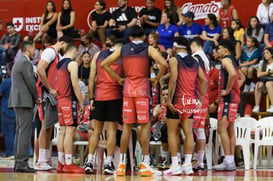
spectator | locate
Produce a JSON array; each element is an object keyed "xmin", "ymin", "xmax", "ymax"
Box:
[
  {"xmin": 222, "ymin": 27, "xmax": 241, "ymax": 60},
  {"xmin": 106, "ymin": 0, "xmax": 137, "ymax": 43},
  {"xmin": 89, "ymin": 0, "xmax": 111, "ymax": 47},
  {"xmin": 264, "ymin": 11, "xmax": 273, "ymax": 48},
  {"xmin": 253, "ymin": 47, "xmax": 273, "ymax": 113},
  {"xmin": 0, "ymin": 63, "xmax": 16, "ymax": 159},
  {"xmin": 0, "ymin": 22, "xmax": 22, "ymax": 66},
  {"xmin": 240, "ymin": 37, "xmax": 262, "ymax": 92},
  {"xmin": 156, "ymin": 11, "xmax": 179, "ymax": 51},
  {"xmin": 34, "ymin": 1, "xmax": 57, "ymax": 42},
  {"xmin": 231, "ymin": 19, "xmax": 245, "ymax": 45},
  {"xmin": 57, "ymin": 0, "xmax": 76, "ymax": 39},
  {"xmin": 218, "ymin": 0, "xmax": 239, "ymax": 28},
  {"xmin": 139, "ymin": 0, "xmax": 162, "ymax": 36},
  {"xmin": 163, "ymin": 0, "xmax": 183, "ymax": 26},
  {"xmin": 78, "ymin": 51, "xmax": 91, "ymax": 86},
  {"xmin": 179, "ymin": 11, "xmax": 202, "ymax": 39},
  {"xmin": 245, "ymin": 16, "xmax": 264, "ymax": 44},
  {"xmin": 148, "ymin": 32, "xmax": 165, "ymax": 52},
  {"xmin": 77, "ymin": 33, "xmax": 100, "ymax": 64},
  {"xmin": 256, "ymin": 0, "xmax": 272, "ymax": 26},
  {"xmin": 201, "ymin": 14, "xmax": 221, "ymax": 56}
]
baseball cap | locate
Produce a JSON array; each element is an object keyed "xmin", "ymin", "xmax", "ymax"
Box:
[{"xmin": 182, "ymin": 11, "xmax": 195, "ymax": 19}]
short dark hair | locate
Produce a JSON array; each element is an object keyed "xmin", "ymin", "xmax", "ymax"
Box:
[
  {"xmin": 130, "ymin": 26, "xmax": 145, "ymax": 38},
  {"xmin": 190, "ymin": 37, "xmax": 203, "ymax": 47},
  {"xmin": 219, "ymin": 39, "xmax": 233, "ymax": 53},
  {"xmin": 174, "ymin": 36, "xmax": 189, "ymax": 50},
  {"xmin": 58, "ymin": 35, "xmax": 73, "ymax": 43},
  {"xmin": 83, "ymin": 33, "xmax": 92, "ymax": 42},
  {"xmin": 65, "ymin": 43, "xmax": 78, "ymax": 52},
  {"xmin": 113, "ymin": 39, "xmax": 125, "ymax": 46},
  {"xmin": 162, "ymin": 85, "xmax": 168, "ymax": 91},
  {"xmin": 21, "ymin": 41, "xmax": 33, "ymax": 52},
  {"xmin": 6, "ymin": 22, "xmax": 14, "ymax": 28}
]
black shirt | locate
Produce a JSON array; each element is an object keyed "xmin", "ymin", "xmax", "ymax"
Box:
[
  {"xmin": 111, "ymin": 6, "xmax": 137, "ymax": 26},
  {"xmin": 78, "ymin": 65, "xmax": 90, "ymax": 85},
  {"xmin": 91, "ymin": 11, "xmax": 111, "ymax": 26},
  {"xmin": 139, "ymin": 7, "xmax": 161, "ymax": 29}
]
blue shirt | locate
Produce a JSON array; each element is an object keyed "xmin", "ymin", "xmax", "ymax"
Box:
[
  {"xmin": 265, "ymin": 22, "xmax": 273, "ymax": 42},
  {"xmin": 0, "ymin": 78, "xmax": 16, "ymax": 118},
  {"xmin": 157, "ymin": 24, "xmax": 178, "ymax": 49},
  {"xmin": 202, "ymin": 25, "xmax": 222, "ymax": 39},
  {"xmin": 179, "ymin": 22, "xmax": 202, "ymax": 39}
]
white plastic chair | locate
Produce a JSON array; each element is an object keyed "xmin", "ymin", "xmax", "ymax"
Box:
[
  {"xmin": 234, "ymin": 117, "xmax": 257, "ymax": 169},
  {"xmin": 253, "ymin": 116, "xmax": 273, "ymax": 169},
  {"xmin": 205, "ymin": 117, "xmax": 218, "ymax": 169}
]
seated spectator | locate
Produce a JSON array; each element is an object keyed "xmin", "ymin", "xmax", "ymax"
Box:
[
  {"xmin": 201, "ymin": 14, "xmax": 221, "ymax": 56},
  {"xmin": 34, "ymin": 1, "xmax": 57, "ymax": 42},
  {"xmin": 240, "ymin": 37, "xmax": 262, "ymax": 92},
  {"xmin": 163, "ymin": 0, "xmax": 183, "ymax": 26},
  {"xmin": 253, "ymin": 47, "xmax": 273, "ymax": 113},
  {"xmin": 264, "ymin": 11, "xmax": 273, "ymax": 48},
  {"xmin": 217, "ymin": 0, "xmax": 238, "ymax": 28},
  {"xmin": 179, "ymin": 11, "xmax": 202, "ymax": 40},
  {"xmin": 77, "ymin": 33, "xmax": 100, "ymax": 64},
  {"xmin": 256, "ymin": 0, "xmax": 272, "ymax": 26},
  {"xmin": 231, "ymin": 19, "xmax": 245, "ymax": 45},
  {"xmin": 222, "ymin": 27, "xmax": 241, "ymax": 60},
  {"xmin": 245, "ymin": 16, "xmax": 264, "ymax": 45},
  {"xmin": 56, "ymin": 0, "xmax": 76, "ymax": 39},
  {"xmin": 0, "ymin": 22, "xmax": 22, "ymax": 66},
  {"xmin": 140, "ymin": 0, "xmax": 161, "ymax": 36},
  {"xmin": 156, "ymin": 11, "xmax": 179, "ymax": 51},
  {"xmin": 148, "ymin": 32, "xmax": 165, "ymax": 52},
  {"xmin": 106, "ymin": 0, "xmax": 137, "ymax": 43},
  {"xmin": 78, "ymin": 51, "xmax": 91, "ymax": 86},
  {"xmin": 89, "ymin": 0, "xmax": 111, "ymax": 47}
]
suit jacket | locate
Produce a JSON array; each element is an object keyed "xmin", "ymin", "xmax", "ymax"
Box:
[{"xmin": 8, "ymin": 55, "xmax": 39, "ymax": 108}]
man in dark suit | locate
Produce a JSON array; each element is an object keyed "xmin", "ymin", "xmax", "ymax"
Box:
[{"xmin": 9, "ymin": 41, "xmax": 42, "ymax": 172}]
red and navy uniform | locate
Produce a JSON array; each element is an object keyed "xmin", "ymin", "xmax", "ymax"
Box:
[
  {"xmin": 219, "ymin": 5, "xmax": 235, "ymax": 28},
  {"xmin": 121, "ymin": 41, "xmax": 152, "ymax": 124},
  {"xmin": 55, "ymin": 58, "xmax": 78, "ymax": 127}
]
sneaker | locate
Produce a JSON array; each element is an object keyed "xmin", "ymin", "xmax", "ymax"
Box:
[
  {"xmin": 157, "ymin": 156, "xmax": 169, "ymax": 169},
  {"xmin": 1, "ymin": 155, "xmax": 15, "ymax": 160},
  {"xmin": 249, "ymin": 82, "xmax": 256, "ymax": 92},
  {"xmin": 181, "ymin": 164, "xmax": 193, "ymax": 175},
  {"xmin": 139, "ymin": 162, "xmax": 162, "ymax": 176},
  {"xmin": 163, "ymin": 164, "xmax": 182, "ymax": 175},
  {"xmin": 34, "ymin": 162, "xmax": 53, "ymax": 171},
  {"xmin": 57, "ymin": 161, "xmax": 64, "ymax": 173},
  {"xmin": 84, "ymin": 161, "xmax": 94, "ymax": 174},
  {"xmin": 267, "ymin": 105, "xmax": 273, "ymax": 113},
  {"xmin": 115, "ymin": 163, "xmax": 126, "ymax": 176},
  {"xmin": 213, "ymin": 161, "xmax": 236, "ymax": 171},
  {"xmin": 104, "ymin": 161, "xmax": 115, "ymax": 175},
  {"xmin": 63, "ymin": 163, "xmax": 84, "ymax": 173},
  {"xmin": 192, "ymin": 163, "xmax": 205, "ymax": 172},
  {"xmin": 252, "ymin": 105, "xmax": 260, "ymax": 113},
  {"xmin": 243, "ymin": 85, "xmax": 249, "ymax": 92}
]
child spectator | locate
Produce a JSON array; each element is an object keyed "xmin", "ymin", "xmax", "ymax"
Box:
[{"xmin": 231, "ymin": 19, "xmax": 245, "ymax": 45}]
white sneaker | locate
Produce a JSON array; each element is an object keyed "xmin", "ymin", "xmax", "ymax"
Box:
[
  {"xmin": 267, "ymin": 105, "xmax": 273, "ymax": 113},
  {"xmin": 249, "ymin": 82, "xmax": 256, "ymax": 92},
  {"xmin": 213, "ymin": 161, "xmax": 236, "ymax": 171},
  {"xmin": 243, "ymin": 85, "xmax": 250, "ymax": 92},
  {"xmin": 163, "ymin": 164, "xmax": 182, "ymax": 175},
  {"xmin": 181, "ymin": 163, "xmax": 193, "ymax": 175},
  {"xmin": 34, "ymin": 162, "xmax": 53, "ymax": 171},
  {"xmin": 252, "ymin": 105, "xmax": 260, "ymax": 113},
  {"xmin": 139, "ymin": 162, "xmax": 162, "ymax": 176}
]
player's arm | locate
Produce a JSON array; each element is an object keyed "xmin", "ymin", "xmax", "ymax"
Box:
[
  {"xmin": 197, "ymin": 66, "xmax": 207, "ymax": 104},
  {"xmin": 88, "ymin": 52, "xmax": 99, "ymax": 110},
  {"xmin": 221, "ymin": 58, "xmax": 236, "ymax": 96},
  {"xmin": 101, "ymin": 47, "xmax": 124, "ymax": 85},
  {"xmin": 167, "ymin": 57, "xmax": 178, "ymax": 114}
]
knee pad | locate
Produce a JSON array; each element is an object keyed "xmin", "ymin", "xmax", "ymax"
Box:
[{"xmin": 194, "ymin": 128, "xmax": 206, "ymax": 140}]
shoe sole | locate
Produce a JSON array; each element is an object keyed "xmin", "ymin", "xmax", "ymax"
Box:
[
  {"xmin": 85, "ymin": 168, "xmax": 94, "ymax": 174},
  {"xmin": 104, "ymin": 169, "xmax": 114, "ymax": 175}
]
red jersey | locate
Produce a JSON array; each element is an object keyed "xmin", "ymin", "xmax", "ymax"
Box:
[
  {"xmin": 95, "ymin": 49, "xmax": 123, "ymax": 101},
  {"xmin": 45, "ymin": 46, "xmax": 59, "ymax": 90},
  {"xmin": 219, "ymin": 5, "xmax": 235, "ymax": 28},
  {"xmin": 208, "ymin": 66, "xmax": 220, "ymax": 105},
  {"xmin": 121, "ymin": 42, "xmax": 151, "ymax": 98}
]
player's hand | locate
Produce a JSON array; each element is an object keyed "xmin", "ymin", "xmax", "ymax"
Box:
[
  {"xmin": 35, "ymin": 98, "xmax": 42, "ymax": 106},
  {"xmin": 118, "ymin": 78, "xmax": 125, "ymax": 86},
  {"xmin": 149, "ymin": 78, "xmax": 158, "ymax": 87},
  {"xmin": 79, "ymin": 103, "xmax": 84, "ymax": 115},
  {"xmin": 221, "ymin": 90, "xmax": 229, "ymax": 96},
  {"xmin": 167, "ymin": 101, "xmax": 177, "ymax": 115},
  {"xmin": 196, "ymin": 100, "xmax": 202, "ymax": 110},
  {"xmin": 49, "ymin": 88, "xmax": 58, "ymax": 97},
  {"xmin": 90, "ymin": 99, "xmax": 95, "ymax": 111}
]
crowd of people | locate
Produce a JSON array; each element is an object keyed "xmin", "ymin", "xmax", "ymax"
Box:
[{"xmin": 0, "ymin": 0, "xmax": 273, "ymax": 177}]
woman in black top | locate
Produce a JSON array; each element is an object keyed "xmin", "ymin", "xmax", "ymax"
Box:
[
  {"xmin": 57, "ymin": 0, "xmax": 76, "ymax": 38},
  {"xmin": 89, "ymin": 0, "xmax": 110, "ymax": 47},
  {"xmin": 34, "ymin": 1, "xmax": 57, "ymax": 42},
  {"xmin": 78, "ymin": 51, "xmax": 91, "ymax": 86}
]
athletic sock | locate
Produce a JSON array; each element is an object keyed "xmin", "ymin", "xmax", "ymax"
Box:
[
  {"xmin": 119, "ymin": 154, "xmax": 127, "ymax": 164},
  {"xmin": 58, "ymin": 152, "xmax": 65, "ymax": 165},
  {"xmin": 197, "ymin": 150, "xmax": 205, "ymax": 165},
  {"xmin": 142, "ymin": 155, "xmax": 150, "ymax": 165},
  {"xmin": 87, "ymin": 154, "xmax": 95, "ymax": 163},
  {"xmin": 65, "ymin": 154, "xmax": 72, "ymax": 165},
  {"xmin": 171, "ymin": 156, "xmax": 179, "ymax": 167},
  {"xmin": 184, "ymin": 154, "xmax": 192, "ymax": 165},
  {"xmin": 106, "ymin": 156, "xmax": 113, "ymax": 165},
  {"xmin": 38, "ymin": 149, "xmax": 47, "ymax": 163}
]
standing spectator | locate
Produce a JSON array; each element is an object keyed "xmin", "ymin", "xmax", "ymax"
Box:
[
  {"xmin": 218, "ymin": 0, "xmax": 239, "ymax": 28},
  {"xmin": 34, "ymin": 1, "xmax": 57, "ymax": 42},
  {"xmin": 106, "ymin": 0, "xmax": 137, "ymax": 43},
  {"xmin": 77, "ymin": 33, "xmax": 100, "ymax": 64},
  {"xmin": 256, "ymin": 0, "xmax": 272, "ymax": 26},
  {"xmin": 0, "ymin": 63, "xmax": 16, "ymax": 159},
  {"xmin": 245, "ymin": 16, "xmax": 265, "ymax": 44},
  {"xmin": 9, "ymin": 41, "xmax": 42, "ymax": 173},
  {"xmin": 0, "ymin": 22, "xmax": 22, "ymax": 66},
  {"xmin": 201, "ymin": 14, "xmax": 222, "ymax": 56},
  {"xmin": 156, "ymin": 11, "xmax": 179, "ymax": 51},
  {"xmin": 139, "ymin": 0, "xmax": 162, "ymax": 36},
  {"xmin": 264, "ymin": 11, "xmax": 273, "ymax": 48},
  {"xmin": 57, "ymin": 0, "xmax": 76, "ymax": 39},
  {"xmin": 231, "ymin": 19, "xmax": 245, "ymax": 45},
  {"xmin": 89, "ymin": 0, "xmax": 111, "ymax": 47},
  {"xmin": 163, "ymin": 0, "xmax": 183, "ymax": 26},
  {"xmin": 179, "ymin": 11, "xmax": 202, "ymax": 39},
  {"xmin": 78, "ymin": 51, "xmax": 91, "ymax": 86},
  {"xmin": 148, "ymin": 32, "xmax": 165, "ymax": 52}
]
